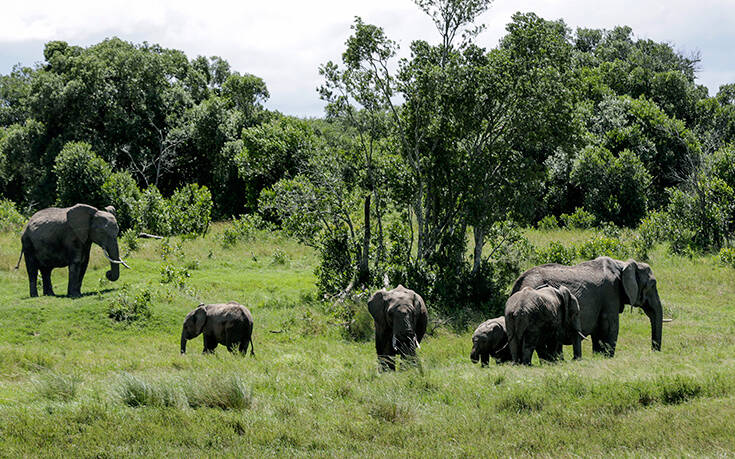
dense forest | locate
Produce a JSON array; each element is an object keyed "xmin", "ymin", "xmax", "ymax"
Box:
[{"xmin": 2, "ymin": 1, "xmax": 734, "ymax": 312}]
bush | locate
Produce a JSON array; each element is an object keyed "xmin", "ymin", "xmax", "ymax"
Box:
[
  {"xmin": 666, "ymin": 176, "xmax": 734, "ymax": 253},
  {"xmin": 719, "ymin": 247, "xmax": 735, "ymax": 267},
  {"xmin": 0, "ymin": 199, "xmax": 25, "ymax": 233},
  {"xmin": 168, "ymin": 183, "xmax": 213, "ymax": 236},
  {"xmin": 101, "ymin": 170, "xmax": 141, "ymax": 231},
  {"xmin": 536, "ymin": 215, "xmax": 559, "ymax": 230},
  {"xmin": 133, "ymin": 186, "xmax": 171, "ymax": 236},
  {"xmin": 54, "ymin": 142, "xmax": 111, "ymax": 208},
  {"xmin": 570, "ymin": 146, "xmax": 651, "ymax": 226},
  {"xmin": 578, "ymin": 235, "xmax": 630, "ymax": 260},
  {"xmin": 559, "ymin": 207, "xmax": 597, "ymax": 229},
  {"xmin": 222, "ymin": 214, "xmax": 270, "ymax": 247},
  {"xmin": 632, "ymin": 210, "xmax": 669, "ymax": 260},
  {"xmin": 331, "ymin": 295, "xmax": 374, "ymax": 342},
  {"xmin": 314, "ymin": 228, "xmax": 359, "ymax": 295},
  {"xmin": 159, "ymin": 239, "xmax": 190, "ymax": 288},
  {"xmin": 108, "ymin": 287, "xmax": 152, "ymax": 323},
  {"xmin": 535, "ymin": 241, "xmax": 577, "ymax": 265}
]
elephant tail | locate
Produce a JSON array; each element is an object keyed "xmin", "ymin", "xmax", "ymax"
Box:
[
  {"xmin": 249, "ymin": 337, "xmax": 255, "ymax": 356},
  {"xmin": 14, "ymin": 248, "xmax": 23, "ymax": 270}
]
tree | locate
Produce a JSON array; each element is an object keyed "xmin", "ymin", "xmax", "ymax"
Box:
[{"xmin": 54, "ymin": 142, "xmax": 111, "ymax": 208}]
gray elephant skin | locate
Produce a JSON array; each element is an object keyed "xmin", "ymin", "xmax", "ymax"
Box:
[
  {"xmin": 180, "ymin": 302, "xmax": 255, "ymax": 355},
  {"xmin": 368, "ymin": 285, "xmax": 428, "ymax": 371},
  {"xmin": 470, "ymin": 316, "xmax": 511, "ymax": 366},
  {"xmin": 512, "ymin": 256, "xmax": 662, "ymax": 356},
  {"xmin": 18, "ymin": 204, "xmax": 128, "ymax": 298},
  {"xmin": 505, "ymin": 285, "xmax": 583, "ymax": 365}
]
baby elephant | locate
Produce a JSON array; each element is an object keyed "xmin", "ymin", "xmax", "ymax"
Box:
[
  {"xmin": 180, "ymin": 302, "xmax": 255, "ymax": 355},
  {"xmin": 470, "ymin": 316, "xmax": 512, "ymax": 366},
  {"xmin": 505, "ymin": 285, "xmax": 584, "ymax": 365}
]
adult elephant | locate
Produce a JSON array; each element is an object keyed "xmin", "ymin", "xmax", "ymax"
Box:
[
  {"xmin": 17, "ymin": 204, "xmax": 129, "ymax": 298},
  {"xmin": 512, "ymin": 256, "xmax": 662, "ymax": 356},
  {"xmin": 368, "ymin": 285, "xmax": 428, "ymax": 371}
]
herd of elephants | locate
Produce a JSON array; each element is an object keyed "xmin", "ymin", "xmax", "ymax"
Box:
[{"xmin": 15, "ymin": 203, "xmax": 664, "ymax": 367}]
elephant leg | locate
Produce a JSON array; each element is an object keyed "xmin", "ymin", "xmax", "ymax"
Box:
[
  {"xmin": 67, "ymin": 261, "xmax": 83, "ymax": 298},
  {"xmin": 593, "ymin": 313, "xmax": 617, "ymax": 357},
  {"xmin": 375, "ymin": 329, "xmax": 395, "ymax": 371},
  {"xmin": 481, "ymin": 353, "xmax": 489, "ymax": 367},
  {"xmin": 40, "ymin": 268, "xmax": 54, "ymax": 296},
  {"xmin": 24, "ymin": 252, "xmax": 39, "ymax": 297},
  {"xmin": 202, "ymin": 333, "xmax": 217, "ymax": 354},
  {"xmin": 521, "ymin": 335, "xmax": 537, "ymax": 365}
]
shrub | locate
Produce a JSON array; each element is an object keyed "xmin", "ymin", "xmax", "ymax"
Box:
[
  {"xmin": 101, "ymin": 170, "xmax": 141, "ymax": 231},
  {"xmin": 108, "ymin": 287, "xmax": 152, "ymax": 323},
  {"xmin": 168, "ymin": 183, "xmax": 213, "ymax": 236},
  {"xmin": 578, "ymin": 235, "xmax": 630, "ymax": 260},
  {"xmin": 271, "ymin": 248, "xmax": 290, "ymax": 265},
  {"xmin": 54, "ymin": 142, "xmax": 111, "ymax": 208},
  {"xmin": 570, "ymin": 146, "xmax": 651, "ymax": 226},
  {"xmin": 719, "ymin": 247, "xmax": 735, "ymax": 267},
  {"xmin": 314, "ymin": 228, "xmax": 359, "ymax": 295},
  {"xmin": 666, "ymin": 176, "xmax": 734, "ymax": 253},
  {"xmin": 559, "ymin": 207, "xmax": 597, "ymax": 229},
  {"xmin": 331, "ymin": 295, "xmax": 374, "ymax": 342},
  {"xmin": 120, "ymin": 228, "xmax": 140, "ymax": 255},
  {"xmin": 535, "ymin": 241, "xmax": 577, "ymax": 265},
  {"xmin": 536, "ymin": 215, "xmax": 559, "ymax": 230},
  {"xmin": 133, "ymin": 186, "xmax": 171, "ymax": 236},
  {"xmin": 0, "ymin": 199, "xmax": 25, "ymax": 233},
  {"xmin": 221, "ymin": 214, "xmax": 270, "ymax": 247},
  {"xmin": 632, "ymin": 210, "xmax": 669, "ymax": 260}
]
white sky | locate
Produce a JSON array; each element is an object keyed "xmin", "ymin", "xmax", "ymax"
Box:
[{"xmin": 1, "ymin": 0, "xmax": 734, "ymax": 117}]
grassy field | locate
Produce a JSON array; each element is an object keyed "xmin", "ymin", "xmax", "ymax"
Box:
[{"xmin": 0, "ymin": 223, "xmax": 734, "ymax": 457}]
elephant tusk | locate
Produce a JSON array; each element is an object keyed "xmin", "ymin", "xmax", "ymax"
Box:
[
  {"xmin": 578, "ymin": 331, "xmax": 588, "ymax": 340},
  {"xmin": 392, "ymin": 336, "xmax": 398, "ymax": 352},
  {"xmin": 102, "ymin": 249, "xmax": 131, "ymax": 269},
  {"xmin": 413, "ymin": 336, "xmax": 420, "ymax": 350}
]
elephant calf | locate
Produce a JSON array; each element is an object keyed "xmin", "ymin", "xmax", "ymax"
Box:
[
  {"xmin": 504, "ymin": 285, "xmax": 584, "ymax": 365},
  {"xmin": 180, "ymin": 302, "xmax": 255, "ymax": 355},
  {"xmin": 470, "ymin": 316, "xmax": 511, "ymax": 366}
]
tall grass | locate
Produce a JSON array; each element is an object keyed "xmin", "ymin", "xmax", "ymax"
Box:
[{"xmin": 0, "ymin": 223, "xmax": 733, "ymax": 455}]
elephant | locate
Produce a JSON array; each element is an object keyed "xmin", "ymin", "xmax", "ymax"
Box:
[
  {"xmin": 17, "ymin": 204, "xmax": 129, "ymax": 298},
  {"xmin": 504, "ymin": 285, "xmax": 583, "ymax": 365},
  {"xmin": 470, "ymin": 316, "xmax": 511, "ymax": 366},
  {"xmin": 180, "ymin": 302, "xmax": 255, "ymax": 355},
  {"xmin": 512, "ymin": 256, "xmax": 663, "ymax": 357},
  {"xmin": 368, "ymin": 285, "xmax": 428, "ymax": 371}
]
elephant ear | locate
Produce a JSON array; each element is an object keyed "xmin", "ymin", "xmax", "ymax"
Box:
[
  {"xmin": 66, "ymin": 204, "xmax": 97, "ymax": 243},
  {"xmin": 367, "ymin": 290, "xmax": 387, "ymax": 321},
  {"xmin": 193, "ymin": 306, "xmax": 207, "ymax": 335},
  {"xmin": 621, "ymin": 260, "xmax": 640, "ymax": 308},
  {"xmin": 413, "ymin": 292, "xmax": 428, "ymax": 342},
  {"xmin": 560, "ymin": 286, "xmax": 580, "ymax": 328}
]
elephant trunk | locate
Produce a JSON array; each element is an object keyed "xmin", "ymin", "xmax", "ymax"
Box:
[
  {"xmin": 644, "ymin": 292, "xmax": 663, "ymax": 351},
  {"xmin": 104, "ymin": 240, "xmax": 121, "ymax": 282},
  {"xmin": 180, "ymin": 330, "xmax": 188, "ymax": 354},
  {"xmin": 470, "ymin": 345, "xmax": 479, "ymax": 364}
]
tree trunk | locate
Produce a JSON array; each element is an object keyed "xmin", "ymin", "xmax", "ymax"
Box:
[
  {"xmin": 472, "ymin": 225, "xmax": 485, "ymax": 275},
  {"xmin": 357, "ymin": 194, "xmax": 371, "ymax": 286}
]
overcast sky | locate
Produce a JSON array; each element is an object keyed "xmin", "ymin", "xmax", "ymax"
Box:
[{"xmin": 1, "ymin": 0, "xmax": 734, "ymax": 117}]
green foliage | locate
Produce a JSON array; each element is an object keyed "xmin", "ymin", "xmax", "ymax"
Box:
[
  {"xmin": 559, "ymin": 207, "xmax": 597, "ymax": 229},
  {"xmin": 577, "ymin": 234, "xmax": 630, "ymax": 260},
  {"xmin": 168, "ymin": 183, "xmax": 213, "ymax": 236},
  {"xmin": 221, "ymin": 214, "xmax": 270, "ymax": 247},
  {"xmin": 570, "ymin": 146, "xmax": 651, "ymax": 226},
  {"xmin": 159, "ymin": 239, "xmax": 190, "ymax": 288},
  {"xmin": 535, "ymin": 241, "xmax": 577, "ymax": 265},
  {"xmin": 718, "ymin": 247, "xmax": 735, "ymax": 268},
  {"xmin": 53, "ymin": 142, "xmax": 111, "ymax": 208},
  {"xmin": 331, "ymin": 295, "xmax": 374, "ymax": 342},
  {"xmin": 314, "ymin": 229, "xmax": 359, "ymax": 295},
  {"xmin": 107, "ymin": 286, "xmax": 152, "ymax": 323},
  {"xmin": 0, "ymin": 199, "xmax": 25, "ymax": 233},
  {"xmin": 133, "ymin": 186, "xmax": 171, "ymax": 236},
  {"xmin": 101, "ymin": 170, "xmax": 141, "ymax": 231},
  {"xmin": 536, "ymin": 215, "xmax": 559, "ymax": 230},
  {"xmin": 271, "ymin": 248, "xmax": 290, "ymax": 266},
  {"xmin": 632, "ymin": 210, "xmax": 669, "ymax": 260},
  {"xmin": 666, "ymin": 176, "xmax": 734, "ymax": 253},
  {"xmin": 120, "ymin": 228, "xmax": 140, "ymax": 254}
]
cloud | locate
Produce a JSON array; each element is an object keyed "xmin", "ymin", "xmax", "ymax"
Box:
[{"xmin": 1, "ymin": 0, "xmax": 734, "ymax": 116}]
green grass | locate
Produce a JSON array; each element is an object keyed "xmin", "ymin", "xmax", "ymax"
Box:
[{"xmin": 0, "ymin": 223, "xmax": 734, "ymax": 456}]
